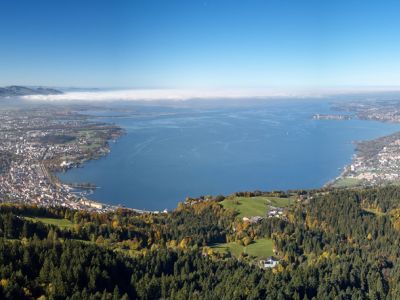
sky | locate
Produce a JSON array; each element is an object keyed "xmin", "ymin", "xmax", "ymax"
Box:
[{"xmin": 1, "ymin": 0, "xmax": 400, "ymax": 91}]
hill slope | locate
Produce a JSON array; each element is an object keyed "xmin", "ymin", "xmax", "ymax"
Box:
[
  {"xmin": 0, "ymin": 85, "xmax": 62, "ymax": 97},
  {"xmin": 1, "ymin": 187, "xmax": 400, "ymax": 299}
]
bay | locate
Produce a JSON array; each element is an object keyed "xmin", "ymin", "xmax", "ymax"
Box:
[{"xmin": 58, "ymin": 99, "xmax": 400, "ymax": 210}]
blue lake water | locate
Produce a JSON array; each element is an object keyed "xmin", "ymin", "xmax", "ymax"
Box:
[{"xmin": 58, "ymin": 100, "xmax": 400, "ymax": 210}]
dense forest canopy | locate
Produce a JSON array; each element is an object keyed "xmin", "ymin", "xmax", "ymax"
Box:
[{"xmin": 1, "ymin": 186, "xmax": 400, "ymax": 299}]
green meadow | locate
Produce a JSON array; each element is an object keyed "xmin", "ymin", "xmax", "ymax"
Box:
[
  {"xmin": 211, "ymin": 238, "xmax": 274, "ymax": 259},
  {"xmin": 332, "ymin": 177, "xmax": 362, "ymax": 188},
  {"xmin": 221, "ymin": 196, "xmax": 294, "ymax": 218},
  {"xmin": 24, "ymin": 216, "xmax": 74, "ymax": 230}
]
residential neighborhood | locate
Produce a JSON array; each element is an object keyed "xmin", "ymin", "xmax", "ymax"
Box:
[{"xmin": 0, "ymin": 107, "xmax": 122, "ymax": 211}]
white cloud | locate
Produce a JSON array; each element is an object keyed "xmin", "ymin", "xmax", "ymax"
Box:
[
  {"xmin": 21, "ymin": 86, "xmax": 400, "ymax": 102},
  {"xmin": 21, "ymin": 88, "xmax": 309, "ymax": 102}
]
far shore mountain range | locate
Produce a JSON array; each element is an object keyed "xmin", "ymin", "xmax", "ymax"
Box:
[{"xmin": 0, "ymin": 85, "xmax": 63, "ymax": 97}]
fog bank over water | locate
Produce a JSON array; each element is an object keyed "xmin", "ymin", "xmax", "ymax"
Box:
[{"xmin": 21, "ymin": 87, "xmax": 400, "ymax": 102}]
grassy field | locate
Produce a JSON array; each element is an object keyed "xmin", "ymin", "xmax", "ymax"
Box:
[
  {"xmin": 77, "ymin": 130, "xmax": 103, "ymax": 150},
  {"xmin": 221, "ymin": 196, "xmax": 294, "ymax": 218},
  {"xmin": 24, "ymin": 217, "xmax": 74, "ymax": 230},
  {"xmin": 333, "ymin": 177, "xmax": 362, "ymax": 188},
  {"xmin": 211, "ymin": 238, "xmax": 274, "ymax": 258}
]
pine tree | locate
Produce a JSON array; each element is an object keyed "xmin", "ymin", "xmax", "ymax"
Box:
[{"xmin": 112, "ymin": 285, "xmax": 120, "ymax": 300}]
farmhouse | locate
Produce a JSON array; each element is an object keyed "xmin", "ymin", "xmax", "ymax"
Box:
[{"xmin": 260, "ymin": 257, "xmax": 279, "ymax": 269}]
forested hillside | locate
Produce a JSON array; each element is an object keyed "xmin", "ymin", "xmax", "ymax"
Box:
[{"xmin": 2, "ymin": 187, "xmax": 400, "ymax": 299}]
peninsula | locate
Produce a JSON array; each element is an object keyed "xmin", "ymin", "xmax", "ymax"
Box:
[
  {"xmin": 312, "ymin": 113, "xmax": 352, "ymax": 120},
  {"xmin": 325, "ymin": 101, "xmax": 400, "ymax": 187}
]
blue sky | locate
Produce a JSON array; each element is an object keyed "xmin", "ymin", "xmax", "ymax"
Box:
[{"xmin": 1, "ymin": 0, "xmax": 400, "ymax": 89}]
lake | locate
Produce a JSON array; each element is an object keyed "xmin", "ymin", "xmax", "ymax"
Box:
[{"xmin": 58, "ymin": 99, "xmax": 400, "ymax": 210}]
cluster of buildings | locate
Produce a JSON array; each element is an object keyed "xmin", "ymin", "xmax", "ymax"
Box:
[
  {"xmin": 312, "ymin": 114, "xmax": 352, "ymax": 120},
  {"xmin": 333, "ymin": 100, "xmax": 400, "ymax": 123},
  {"xmin": 338, "ymin": 134, "xmax": 400, "ymax": 186},
  {"xmin": 0, "ymin": 108, "xmax": 120, "ymax": 212},
  {"xmin": 267, "ymin": 206, "xmax": 284, "ymax": 218},
  {"xmin": 242, "ymin": 205, "xmax": 286, "ymax": 224},
  {"xmin": 317, "ymin": 101, "xmax": 400, "ymax": 187}
]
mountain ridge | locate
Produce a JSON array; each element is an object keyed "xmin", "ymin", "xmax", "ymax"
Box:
[{"xmin": 0, "ymin": 85, "xmax": 63, "ymax": 97}]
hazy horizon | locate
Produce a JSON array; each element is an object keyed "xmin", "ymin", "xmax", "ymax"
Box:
[{"xmin": 13, "ymin": 86, "xmax": 400, "ymax": 103}]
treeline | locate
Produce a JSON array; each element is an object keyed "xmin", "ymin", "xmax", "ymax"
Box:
[
  {"xmin": 0, "ymin": 223, "xmax": 392, "ymax": 299},
  {"xmin": 3, "ymin": 186, "xmax": 400, "ymax": 298},
  {"xmin": 0, "ymin": 201, "xmax": 235, "ymax": 251}
]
